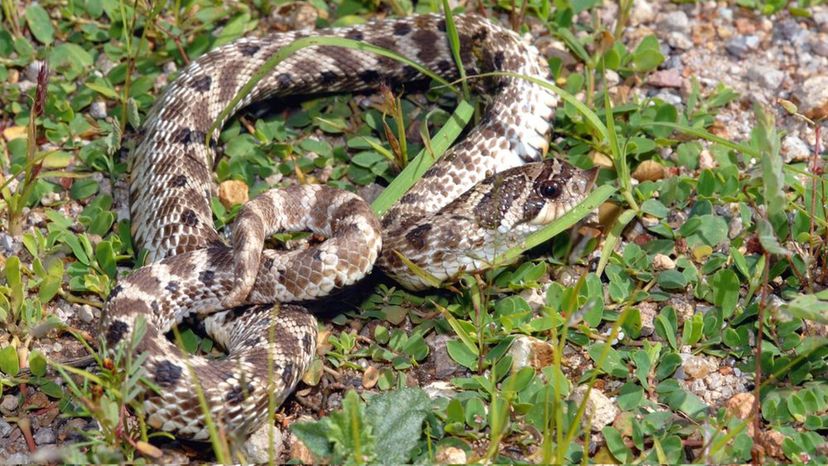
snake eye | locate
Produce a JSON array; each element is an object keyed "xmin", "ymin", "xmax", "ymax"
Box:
[{"xmin": 538, "ymin": 180, "xmax": 562, "ymax": 199}]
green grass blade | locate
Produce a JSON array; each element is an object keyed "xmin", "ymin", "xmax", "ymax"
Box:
[{"xmin": 371, "ymin": 100, "xmax": 474, "ymax": 216}]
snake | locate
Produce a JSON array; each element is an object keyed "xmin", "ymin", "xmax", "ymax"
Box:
[{"xmin": 101, "ymin": 13, "xmax": 595, "ymax": 440}]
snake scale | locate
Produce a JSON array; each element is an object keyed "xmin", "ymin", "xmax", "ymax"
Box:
[{"xmin": 101, "ymin": 13, "xmax": 595, "ymax": 440}]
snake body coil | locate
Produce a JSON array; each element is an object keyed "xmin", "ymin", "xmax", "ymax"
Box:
[{"xmin": 103, "ymin": 13, "xmax": 594, "ymax": 439}]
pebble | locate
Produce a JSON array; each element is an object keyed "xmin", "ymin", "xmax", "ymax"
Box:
[
  {"xmin": 0, "ymin": 419, "xmax": 12, "ymax": 437},
  {"xmin": 652, "ymin": 254, "xmax": 676, "ymax": 271},
  {"xmin": 509, "ymin": 335, "xmax": 554, "ymax": 371},
  {"xmin": 812, "ymin": 35, "xmax": 828, "ymax": 57},
  {"xmin": 1, "ymin": 395, "xmax": 19, "ymax": 413},
  {"xmin": 725, "ymin": 35, "xmax": 759, "ymax": 58},
  {"xmin": 77, "ymin": 305, "xmax": 96, "ymax": 323},
  {"xmin": 782, "ymin": 135, "xmax": 811, "ymax": 163},
  {"xmin": 631, "ymin": 0, "xmax": 655, "ymax": 25},
  {"xmin": 637, "ymin": 301, "xmax": 657, "ymax": 337},
  {"xmin": 242, "ymin": 423, "xmax": 283, "ymax": 463},
  {"xmin": 815, "ymin": 9, "xmax": 828, "ymax": 33},
  {"xmin": 426, "ymin": 334, "xmax": 461, "ymax": 379},
  {"xmin": 746, "ymin": 64, "xmax": 784, "ymax": 90},
  {"xmin": 717, "ymin": 7, "xmax": 733, "ymax": 22},
  {"xmin": 667, "ymin": 31, "xmax": 693, "ymax": 50},
  {"xmin": 659, "ymin": 11, "xmax": 690, "ymax": 34},
  {"xmin": 2, "ymin": 453, "xmax": 29, "ymax": 465},
  {"xmin": 422, "ymin": 381, "xmax": 456, "ymax": 400},
  {"xmin": 647, "ymin": 68, "xmax": 683, "ymax": 88},
  {"xmin": 571, "ymin": 386, "xmax": 619, "ymax": 431},
  {"xmin": 33, "ymin": 427, "xmax": 56, "ymax": 445},
  {"xmin": 680, "ymin": 354, "xmax": 718, "ymax": 380},
  {"xmin": 0, "ymin": 233, "xmax": 14, "ymax": 255},
  {"xmin": 796, "ymin": 74, "xmax": 828, "ymax": 120},
  {"xmin": 89, "ymin": 101, "xmax": 107, "ymax": 119},
  {"xmin": 775, "ymin": 18, "xmax": 809, "ymax": 43},
  {"xmin": 435, "ymin": 446, "xmax": 467, "ymax": 464}
]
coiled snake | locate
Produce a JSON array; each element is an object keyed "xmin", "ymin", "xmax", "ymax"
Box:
[{"xmin": 102, "ymin": 13, "xmax": 594, "ymax": 440}]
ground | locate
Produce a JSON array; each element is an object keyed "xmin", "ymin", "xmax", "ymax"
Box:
[{"xmin": 0, "ymin": 0, "xmax": 827, "ymax": 464}]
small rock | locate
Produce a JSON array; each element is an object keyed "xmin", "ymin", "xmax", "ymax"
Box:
[
  {"xmin": 667, "ymin": 31, "xmax": 693, "ymax": 50},
  {"xmin": 718, "ymin": 7, "xmax": 733, "ymax": 22},
  {"xmin": 775, "ymin": 18, "xmax": 808, "ymax": 43},
  {"xmin": 77, "ymin": 305, "xmax": 96, "ymax": 323},
  {"xmin": 734, "ymin": 17, "xmax": 756, "ymax": 35},
  {"xmin": 426, "ymin": 334, "xmax": 461, "ymax": 378},
  {"xmin": 362, "ymin": 366, "xmax": 378, "ymax": 389},
  {"xmin": 1, "ymin": 395, "xmax": 19, "ymax": 414},
  {"xmin": 570, "ymin": 386, "xmax": 619, "ymax": 431},
  {"xmin": 815, "ymin": 9, "xmax": 828, "ymax": 32},
  {"xmin": 509, "ymin": 335, "xmax": 554, "ymax": 372},
  {"xmin": 698, "ymin": 148, "xmax": 716, "ymax": 170},
  {"xmin": 637, "ymin": 301, "xmax": 657, "ymax": 337},
  {"xmin": 435, "ymin": 446, "xmax": 467, "ymax": 464},
  {"xmin": 812, "ymin": 35, "xmax": 828, "ymax": 57},
  {"xmin": 796, "ymin": 74, "xmax": 828, "ymax": 120},
  {"xmin": 0, "ymin": 419, "xmax": 13, "ymax": 437},
  {"xmin": 243, "ymin": 423, "xmax": 283, "ymax": 463},
  {"xmin": 782, "ymin": 135, "xmax": 811, "ymax": 163},
  {"xmin": 652, "ymin": 254, "xmax": 675, "ymax": 271},
  {"xmin": 647, "ymin": 68, "xmax": 683, "ymax": 88},
  {"xmin": 659, "ymin": 11, "xmax": 690, "ymax": 34},
  {"xmin": 631, "ymin": 0, "xmax": 655, "ymax": 25},
  {"xmin": 725, "ymin": 35, "xmax": 759, "ymax": 58},
  {"xmin": 217, "ymin": 179, "xmax": 249, "ymax": 209},
  {"xmin": 761, "ymin": 430, "xmax": 787, "ymax": 459},
  {"xmin": 632, "ymin": 160, "xmax": 665, "ymax": 181},
  {"xmin": 681, "ymin": 354, "xmax": 717, "ymax": 380},
  {"xmin": 2, "ymin": 453, "xmax": 30, "ymax": 465},
  {"xmin": 0, "ymin": 233, "xmax": 14, "ymax": 254},
  {"xmin": 89, "ymin": 101, "xmax": 107, "ymax": 119},
  {"xmin": 33, "ymin": 427, "xmax": 56, "ymax": 445},
  {"xmin": 746, "ymin": 64, "xmax": 784, "ymax": 90},
  {"xmin": 423, "ymin": 381, "xmax": 456, "ymax": 400},
  {"xmin": 40, "ymin": 192, "xmax": 61, "ymax": 206}
]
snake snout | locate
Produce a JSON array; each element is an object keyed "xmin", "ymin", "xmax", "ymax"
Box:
[{"xmin": 528, "ymin": 161, "xmax": 597, "ymax": 225}]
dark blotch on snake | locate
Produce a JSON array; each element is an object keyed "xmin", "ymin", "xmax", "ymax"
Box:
[
  {"xmin": 276, "ymin": 73, "xmax": 293, "ymax": 87},
  {"xmin": 237, "ymin": 42, "xmax": 260, "ymax": 56},
  {"xmin": 110, "ymin": 284, "xmax": 123, "ymax": 299},
  {"xmin": 165, "ymin": 281, "xmax": 179, "ymax": 293},
  {"xmin": 170, "ymin": 174, "xmax": 187, "ymax": 188},
  {"xmin": 106, "ymin": 320, "xmax": 129, "ymax": 345},
  {"xmin": 393, "ymin": 22, "xmax": 412, "ymax": 36},
  {"xmin": 199, "ymin": 270, "xmax": 215, "ymax": 287},
  {"xmin": 189, "ymin": 75, "xmax": 212, "ymax": 92},
  {"xmin": 302, "ymin": 333, "xmax": 313, "ymax": 354},
  {"xmin": 180, "ymin": 209, "xmax": 198, "ymax": 226},
  {"xmin": 493, "ymin": 51, "xmax": 505, "ymax": 69},
  {"xmin": 281, "ymin": 362, "xmax": 296, "ymax": 385},
  {"xmin": 404, "ymin": 223, "xmax": 432, "ymax": 250},
  {"xmin": 345, "ymin": 29, "xmax": 364, "ymax": 41},
  {"xmin": 320, "ymin": 70, "xmax": 338, "ymax": 84},
  {"xmin": 358, "ymin": 69, "xmax": 381, "ymax": 84},
  {"xmin": 172, "ymin": 127, "xmax": 205, "ymax": 145},
  {"xmin": 153, "ymin": 360, "xmax": 183, "ymax": 387}
]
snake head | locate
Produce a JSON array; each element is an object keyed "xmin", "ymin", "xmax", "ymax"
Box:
[
  {"xmin": 524, "ymin": 158, "xmax": 597, "ymax": 226},
  {"xmin": 468, "ymin": 157, "xmax": 597, "ymax": 232}
]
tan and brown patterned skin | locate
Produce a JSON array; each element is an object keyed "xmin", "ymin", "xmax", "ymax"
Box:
[{"xmin": 103, "ymin": 13, "xmax": 595, "ymax": 440}]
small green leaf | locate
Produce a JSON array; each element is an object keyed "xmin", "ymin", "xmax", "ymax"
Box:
[
  {"xmin": 25, "ymin": 4, "xmax": 55, "ymax": 45},
  {"xmin": 0, "ymin": 346, "xmax": 20, "ymax": 376}
]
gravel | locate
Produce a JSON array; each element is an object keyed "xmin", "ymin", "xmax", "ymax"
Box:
[
  {"xmin": 33, "ymin": 427, "xmax": 56, "ymax": 445},
  {"xmin": 746, "ymin": 64, "xmax": 785, "ymax": 89}
]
